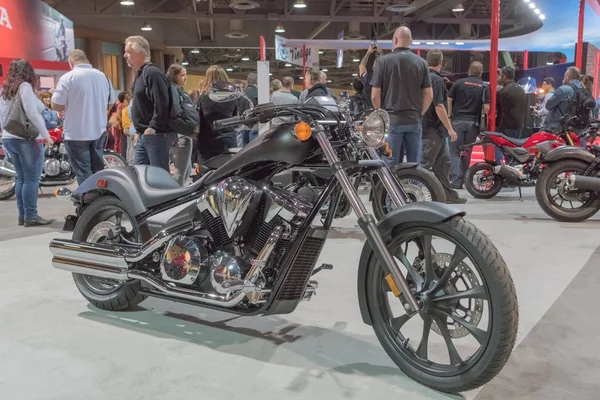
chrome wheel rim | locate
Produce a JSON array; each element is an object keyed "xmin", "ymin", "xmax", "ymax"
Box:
[
  {"xmin": 103, "ymin": 154, "xmax": 125, "ymax": 168},
  {"xmin": 0, "ymin": 157, "xmax": 16, "ymax": 196}
]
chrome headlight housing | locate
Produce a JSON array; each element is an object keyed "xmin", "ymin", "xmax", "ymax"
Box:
[{"xmin": 354, "ymin": 109, "xmax": 389, "ymax": 148}]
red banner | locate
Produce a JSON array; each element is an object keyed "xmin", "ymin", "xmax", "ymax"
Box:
[{"xmin": 0, "ymin": 0, "xmax": 42, "ymax": 60}]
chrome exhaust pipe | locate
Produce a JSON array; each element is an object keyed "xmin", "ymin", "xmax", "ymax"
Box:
[
  {"xmin": 0, "ymin": 165, "xmax": 16, "ymax": 178},
  {"xmin": 49, "ymin": 239, "xmax": 132, "ymax": 280}
]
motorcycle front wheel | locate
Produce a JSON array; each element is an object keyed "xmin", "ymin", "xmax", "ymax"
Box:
[
  {"xmin": 535, "ymin": 159, "xmax": 600, "ymax": 222},
  {"xmin": 71, "ymin": 196, "xmax": 146, "ymax": 311},
  {"xmin": 364, "ymin": 217, "xmax": 518, "ymax": 393},
  {"xmin": 103, "ymin": 151, "xmax": 128, "ymax": 168},
  {"xmin": 465, "ymin": 163, "xmax": 503, "ymax": 199},
  {"xmin": 372, "ymin": 166, "xmax": 446, "ymax": 221}
]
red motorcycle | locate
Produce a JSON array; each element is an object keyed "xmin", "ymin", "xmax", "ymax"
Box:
[
  {"xmin": 0, "ymin": 127, "xmax": 127, "ymax": 200},
  {"xmin": 463, "ymin": 125, "xmax": 580, "ymax": 199}
]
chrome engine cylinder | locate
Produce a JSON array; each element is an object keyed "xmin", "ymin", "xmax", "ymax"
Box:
[{"xmin": 160, "ymin": 236, "xmax": 209, "ymax": 285}]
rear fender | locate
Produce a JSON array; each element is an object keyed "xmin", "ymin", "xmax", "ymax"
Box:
[
  {"xmin": 543, "ymin": 146, "xmax": 595, "ymax": 164},
  {"xmin": 74, "ymin": 168, "xmax": 147, "ymax": 217},
  {"xmin": 356, "ymin": 202, "xmax": 466, "ymax": 325}
]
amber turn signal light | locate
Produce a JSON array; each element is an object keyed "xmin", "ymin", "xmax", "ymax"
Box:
[
  {"xmin": 383, "ymin": 142, "xmax": 392, "ymax": 158},
  {"xmin": 294, "ymin": 122, "xmax": 312, "ymax": 141},
  {"xmin": 97, "ymin": 179, "xmax": 108, "ymax": 188}
]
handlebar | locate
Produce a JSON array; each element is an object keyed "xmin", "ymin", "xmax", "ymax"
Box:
[{"xmin": 212, "ymin": 116, "xmax": 244, "ymax": 130}]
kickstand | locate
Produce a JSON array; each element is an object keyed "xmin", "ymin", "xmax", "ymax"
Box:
[
  {"xmin": 518, "ymin": 186, "xmax": 522, "ymax": 199},
  {"xmin": 39, "ymin": 187, "xmax": 43, "ymax": 195}
]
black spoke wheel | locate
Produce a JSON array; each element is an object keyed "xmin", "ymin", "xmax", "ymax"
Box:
[
  {"xmin": 465, "ymin": 163, "xmax": 503, "ymax": 199},
  {"xmin": 0, "ymin": 155, "xmax": 16, "ymax": 200},
  {"xmin": 535, "ymin": 160, "xmax": 600, "ymax": 222},
  {"xmin": 364, "ymin": 217, "xmax": 518, "ymax": 393},
  {"xmin": 372, "ymin": 166, "xmax": 446, "ymax": 221},
  {"xmin": 72, "ymin": 196, "xmax": 146, "ymax": 311}
]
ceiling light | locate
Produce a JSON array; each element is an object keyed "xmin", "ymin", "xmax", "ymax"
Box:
[
  {"xmin": 141, "ymin": 21, "xmax": 152, "ymax": 31},
  {"xmin": 293, "ymin": 0, "xmax": 307, "ymax": 8},
  {"xmin": 318, "ymin": 50, "xmax": 324, "ymax": 55},
  {"xmin": 426, "ymin": 42, "xmax": 434, "ymax": 45},
  {"xmin": 413, "ymin": 41, "xmax": 421, "ymax": 45},
  {"xmin": 534, "ymin": 8, "xmax": 541, "ymax": 14},
  {"xmin": 352, "ymin": 73, "xmax": 358, "ymax": 76},
  {"xmin": 120, "ymin": 0, "xmax": 134, "ymax": 5},
  {"xmin": 353, "ymin": 57, "xmax": 360, "ymax": 62},
  {"xmin": 285, "ymin": 63, "xmax": 292, "ymax": 67},
  {"xmin": 241, "ymin": 56, "xmax": 250, "ymax": 61},
  {"xmin": 269, "ymin": 73, "xmax": 273, "ymax": 76},
  {"xmin": 191, "ymin": 49, "xmax": 200, "ymax": 54},
  {"xmin": 441, "ymin": 42, "xmax": 449, "ymax": 45},
  {"xmin": 455, "ymin": 42, "xmax": 465, "ymax": 45},
  {"xmin": 524, "ymin": 0, "xmax": 530, "ymax": 3},
  {"xmin": 539, "ymin": 14, "xmax": 546, "ymax": 20},
  {"xmin": 452, "ymin": 3, "xmax": 465, "ymax": 12},
  {"xmin": 322, "ymin": 68, "xmax": 328, "ymax": 72},
  {"xmin": 226, "ymin": 67, "xmax": 233, "ymax": 72},
  {"xmin": 181, "ymin": 61, "xmax": 189, "ymax": 66},
  {"xmin": 327, "ymin": 79, "xmax": 332, "ymax": 83},
  {"xmin": 275, "ymin": 23, "xmax": 285, "ymax": 33},
  {"xmin": 546, "ymin": 61, "xmax": 553, "ymax": 65},
  {"xmin": 529, "ymin": 2, "xmax": 535, "ymax": 8},
  {"xmin": 299, "ymin": 76, "xmax": 304, "ymax": 80}
]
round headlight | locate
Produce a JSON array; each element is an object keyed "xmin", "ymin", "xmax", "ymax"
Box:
[{"xmin": 361, "ymin": 110, "xmax": 387, "ymax": 148}]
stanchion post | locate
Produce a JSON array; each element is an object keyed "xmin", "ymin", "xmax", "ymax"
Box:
[
  {"xmin": 486, "ymin": 0, "xmax": 501, "ymax": 161},
  {"xmin": 576, "ymin": 0, "xmax": 585, "ymax": 70}
]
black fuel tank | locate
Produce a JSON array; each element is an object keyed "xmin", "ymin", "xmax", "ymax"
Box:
[{"xmin": 207, "ymin": 123, "xmax": 319, "ymax": 183}]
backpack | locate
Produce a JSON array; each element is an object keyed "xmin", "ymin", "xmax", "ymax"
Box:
[
  {"xmin": 569, "ymin": 83, "xmax": 595, "ymax": 129},
  {"xmin": 141, "ymin": 65, "xmax": 200, "ymax": 138},
  {"xmin": 352, "ymin": 94, "xmax": 370, "ymax": 115}
]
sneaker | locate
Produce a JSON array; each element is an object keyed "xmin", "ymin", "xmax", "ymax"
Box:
[
  {"xmin": 24, "ymin": 217, "xmax": 54, "ymax": 227},
  {"xmin": 447, "ymin": 197, "xmax": 467, "ymax": 204},
  {"xmin": 18, "ymin": 216, "xmax": 24, "ymax": 226},
  {"xmin": 451, "ymin": 183, "xmax": 464, "ymax": 190}
]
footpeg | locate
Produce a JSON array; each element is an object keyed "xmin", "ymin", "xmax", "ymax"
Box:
[
  {"xmin": 312, "ymin": 263, "xmax": 333, "ymax": 276},
  {"xmin": 302, "ymin": 280, "xmax": 319, "ymax": 301}
]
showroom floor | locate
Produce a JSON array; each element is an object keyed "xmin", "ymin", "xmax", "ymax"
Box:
[{"xmin": 0, "ymin": 188, "xmax": 599, "ymax": 400}]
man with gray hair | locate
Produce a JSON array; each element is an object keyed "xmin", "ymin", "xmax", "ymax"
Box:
[
  {"xmin": 270, "ymin": 76, "xmax": 298, "ymax": 126},
  {"xmin": 124, "ymin": 35, "xmax": 171, "ymax": 171},
  {"xmin": 51, "ymin": 49, "xmax": 115, "ymax": 185},
  {"xmin": 320, "ymin": 71, "xmax": 334, "ymax": 97}
]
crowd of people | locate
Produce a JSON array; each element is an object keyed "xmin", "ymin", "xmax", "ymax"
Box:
[{"xmin": 1, "ymin": 29, "xmax": 598, "ymax": 226}]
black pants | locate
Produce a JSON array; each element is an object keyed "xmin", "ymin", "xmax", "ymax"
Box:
[{"xmin": 421, "ymin": 127, "xmax": 460, "ymax": 200}]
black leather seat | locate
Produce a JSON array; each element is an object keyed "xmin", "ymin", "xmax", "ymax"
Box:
[
  {"xmin": 482, "ymin": 131, "xmax": 529, "ymax": 146},
  {"xmin": 133, "ymin": 165, "xmax": 213, "ymax": 208}
]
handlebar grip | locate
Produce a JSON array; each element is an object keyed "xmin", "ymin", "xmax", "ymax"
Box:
[{"xmin": 213, "ymin": 116, "xmax": 243, "ymax": 130}]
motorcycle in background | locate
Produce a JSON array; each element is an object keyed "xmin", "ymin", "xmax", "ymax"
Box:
[
  {"xmin": 49, "ymin": 83, "xmax": 518, "ymax": 393},
  {"xmin": 0, "ymin": 127, "xmax": 127, "ymax": 200}
]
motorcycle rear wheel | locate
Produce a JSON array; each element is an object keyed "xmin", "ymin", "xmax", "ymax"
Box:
[
  {"xmin": 72, "ymin": 196, "xmax": 146, "ymax": 311},
  {"xmin": 372, "ymin": 166, "xmax": 446, "ymax": 221},
  {"xmin": 364, "ymin": 217, "xmax": 518, "ymax": 393},
  {"xmin": 0, "ymin": 176, "xmax": 16, "ymax": 200},
  {"xmin": 465, "ymin": 163, "xmax": 503, "ymax": 199},
  {"xmin": 535, "ymin": 159, "xmax": 600, "ymax": 222},
  {"xmin": 103, "ymin": 151, "xmax": 128, "ymax": 168}
]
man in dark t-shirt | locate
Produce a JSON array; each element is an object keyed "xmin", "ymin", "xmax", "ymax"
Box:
[
  {"xmin": 421, "ymin": 50, "xmax": 466, "ymax": 204},
  {"xmin": 371, "ymin": 26, "xmax": 433, "ymax": 165},
  {"xmin": 447, "ymin": 61, "xmax": 490, "ymax": 188},
  {"xmin": 496, "ymin": 66, "xmax": 526, "ymax": 162}
]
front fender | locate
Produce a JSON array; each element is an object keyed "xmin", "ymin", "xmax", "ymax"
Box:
[
  {"xmin": 544, "ymin": 146, "xmax": 595, "ymax": 164},
  {"xmin": 356, "ymin": 201, "xmax": 466, "ymax": 325},
  {"xmin": 74, "ymin": 167, "xmax": 147, "ymax": 217}
]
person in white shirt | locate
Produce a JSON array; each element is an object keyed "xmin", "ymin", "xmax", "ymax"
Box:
[
  {"xmin": 51, "ymin": 49, "xmax": 115, "ymax": 185},
  {"xmin": 537, "ymin": 77, "xmax": 555, "ymax": 127},
  {"xmin": 0, "ymin": 59, "xmax": 54, "ymax": 226}
]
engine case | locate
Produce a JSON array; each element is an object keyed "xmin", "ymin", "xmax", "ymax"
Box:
[
  {"xmin": 209, "ymin": 251, "xmax": 250, "ymax": 294},
  {"xmin": 160, "ymin": 236, "xmax": 209, "ymax": 285},
  {"xmin": 44, "ymin": 159, "xmax": 62, "ymax": 176}
]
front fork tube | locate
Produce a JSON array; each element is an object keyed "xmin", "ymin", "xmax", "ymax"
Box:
[
  {"xmin": 364, "ymin": 147, "xmax": 408, "ymax": 208},
  {"xmin": 314, "ymin": 130, "xmax": 421, "ymax": 313}
]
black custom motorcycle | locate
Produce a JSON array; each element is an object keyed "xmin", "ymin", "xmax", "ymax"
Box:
[{"xmin": 49, "ymin": 83, "xmax": 518, "ymax": 393}]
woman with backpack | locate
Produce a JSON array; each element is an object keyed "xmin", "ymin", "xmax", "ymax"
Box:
[
  {"xmin": 166, "ymin": 63, "xmax": 193, "ymax": 186},
  {"xmin": 0, "ymin": 59, "xmax": 54, "ymax": 226}
]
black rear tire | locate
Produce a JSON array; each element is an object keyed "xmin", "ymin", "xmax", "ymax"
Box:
[
  {"xmin": 372, "ymin": 166, "xmax": 446, "ymax": 221},
  {"xmin": 465, "ymin": 163, "xmax": 503, "ymax": 199},
  {"xmin": 364, "ymin": 217, "xmax": 518, "ymax": 393},
  {"xmin": 535, "ymin": 159, "xmax": 600, "ymax": 222},
  {"xmin": 71, "ymin": 196, "xmax": 146, "ymax": 311},
  {"xmin": 103, "ymin": 151, "xmax": 128, "ymax": 168}
]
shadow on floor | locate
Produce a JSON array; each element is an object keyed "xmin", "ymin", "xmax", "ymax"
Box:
[{"xmin": 79, "ymin": 304, "xmax": 463, "ymax": 399}]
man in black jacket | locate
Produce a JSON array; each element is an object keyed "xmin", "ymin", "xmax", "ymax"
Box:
[
  {"xmin": 124, "ymin": 35, "xmax": 171, "ymax": 172},
  {"xmin": 303, "ymin": 69, "xmax": 329, "ymax": 102}
]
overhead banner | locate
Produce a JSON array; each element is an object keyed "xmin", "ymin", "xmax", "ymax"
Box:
[
  {"xmin": 0, "ymin": 0, "xmax": 74, "ymax": 62},
  {"xmin": 336, "ymin": 30, "xmax": 344, "ymax": 68},
  {"xmin": 275, "ymin": 35, "xmax": 319, "ymax": 69}
]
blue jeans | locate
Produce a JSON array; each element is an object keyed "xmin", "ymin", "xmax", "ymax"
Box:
[
  {"xmin": 495, "ymin": 128, "xmax": 522, "ymax": 164},
  {"xmin": 134, "ymin": 133, "xmax": 170, "ymax": 172},
  {"xmin": 3, "ymin": 139, "xmax": 44, "ymax": 219},
  {"xmin": 64, "ymin": 132, "xmax": 106, "ymax": 185},
  {"xmin": 449, "ymin": 120, "xmax": 480, "ymax": 187},
  {"xmin": 385, "ymin": 122, "xmax": 423, "ymax": 166}
]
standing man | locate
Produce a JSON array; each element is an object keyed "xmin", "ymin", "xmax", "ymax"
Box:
[
  {"xmin": 270, "ymin": 76, "xmax": 298, "ymax": 126},
  {"xmin": 447, "ymin": 61, "xmax": 490, "ymax": 189},
  {"xmin": 536, "ymin": 77, "xmax": 555, "ymax": 127},
  {"xmin": 51, "ymin": 49, "xmax": 115, "ymax": 185},
  {"xmin": 319, "ymin": 71, "xmax": 334, "ymax": 97},
  {"xmin": 371, "ymin": 26, "xmax": 433, "ymax": 165},
  {"xmin": 124, "ymin": 35, "xmax": 171, "ymax": 171},
  {"xmin": 496, "ymin": 66, "xmax": 526, "ymax": 163},
  {"xmin": 303, "ymin": 69, "xmax": 329, "ymax": 101},
  {"xmin": 239, "ymin": 72, "xmax": 259, "ymax": 145},
  {"xmin": 545, "ymin": 67, "xmax": 587, "ymax": 131},
  {"xmin": 421, "ymin": 50, "xmax": 466, "ymax": 204}
]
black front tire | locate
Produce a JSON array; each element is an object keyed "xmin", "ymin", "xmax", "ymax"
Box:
[
  {"xmin": 72, "ymin": 196, "xmax": 146, "ymax": 311},
  {"xmin": 535, "ymin": 159, "xmax": 600, "ymax": 222},
  {"xmin": 372, "ymin": 166, "xmax": 446, "ymax": 221},
  {"xmin": 364, "ymin": 217, "xmax": 518, "ymax": 393},
  {"xmin": 465, "ymin": 163, "xmax": 503, "ymax": 199}
]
